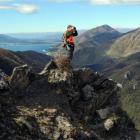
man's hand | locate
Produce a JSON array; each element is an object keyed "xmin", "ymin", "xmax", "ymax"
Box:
[
  {"xmin": 62, "ymin": 43, "xmax": 66, "ymax": 48},
  {"xmin": 72, "ymin": 26, "xmax": 78, "ymax": 36},
  {"xmin": 72, "ymin": 26, "xmax": 76, "ymax": 30}
]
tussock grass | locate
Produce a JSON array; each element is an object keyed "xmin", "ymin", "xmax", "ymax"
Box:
[{"xmin": 53, "ymin": 53, "xmax": 72, "ymax": 72}]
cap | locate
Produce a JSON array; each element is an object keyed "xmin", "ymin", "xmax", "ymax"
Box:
[{"xmin": 67, "ymin": 25, "xmax": 73, "ymax": 29}]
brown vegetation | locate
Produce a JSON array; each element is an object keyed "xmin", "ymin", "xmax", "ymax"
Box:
[{"xmin": 54, "ymin": 53, "xmax": 72, "ymax": 72}]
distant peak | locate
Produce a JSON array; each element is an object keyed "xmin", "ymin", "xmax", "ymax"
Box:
[
  {"xmin": 101, "ymin": 24, "xmax": 112, "ymax": 28},
  {"xmin": 96, "ymin": 25, "xmax": 116, "ymax": 31},
  {"xmin": 88, "ymin": 25, "xmax": 120, "ymax": 34}
]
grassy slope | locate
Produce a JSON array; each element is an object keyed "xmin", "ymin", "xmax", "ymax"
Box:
[{"xmin": 104, "ymin": 53, "xmax": 140, "ymax": 131}]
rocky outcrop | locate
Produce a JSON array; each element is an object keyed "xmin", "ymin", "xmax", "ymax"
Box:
[
  {"xmin": 9, "ymin": 65, "xmax": 35, "ymax": 92},
  {"xmin": 0, "ymin": 60, "xmax": 136, "ymax": 140},
  {"xmin": 0, "ymin": 69, "xmax": 9, "ymax": 93}
]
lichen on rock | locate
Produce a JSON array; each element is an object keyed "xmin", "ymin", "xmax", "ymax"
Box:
[{"xmin": 0, "ymin": 59, "xmax": 136, "ymax": 140}]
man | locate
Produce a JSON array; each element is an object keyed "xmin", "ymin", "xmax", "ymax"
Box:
[{"xmin": 62, "ymin": 25, "xmax": 78, "ymax": 60}]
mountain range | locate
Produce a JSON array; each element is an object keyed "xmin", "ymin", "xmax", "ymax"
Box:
[
  {"xmin": 1, "ymin": 25, "xmax": 140, "ymax": 75},
  {"xmin": 7, "ymin": 32, "xmax": 62, "ymax": 44},
  {"xmin": 1, "ymin": 24, "xmax": 140, "ymax": 77},
  {"xmin": 0, "ymin": 34, "xmax": 21, "ymax": 43},
  {"xmin": 73, "ymin": 25, "xmax": 140, "ymax": 67},
  {"xmin": 0, "ymin": 34, "xmax": 55, "ymax": 44},
  {"xmin": 0, "ymin": 24, "xmax": 140, "ymax": 132},
  {"xmin": 115, "ymin": 27, "xmax": 134, "ymax": 33},
  {"xmin": 0, "ymin": 48, "xmax": 50, "ymax": 75},
  {"xmin": 0, "ymin": 28, "xmax": 130, "ymax": 45},
  {"xmin": 6, "ymin": 30, "xmax": 86, "ymax": 44},
  {"xmin": 73, "ymin": 25, "xmax": 122, "ymax": 66},
  {"xmin": 107, "ymin": 28, "xmax": 140, "ymax": 58}
]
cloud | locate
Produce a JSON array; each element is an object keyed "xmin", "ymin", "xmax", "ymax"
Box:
[
  {"xmin": 48, "ymin": 0, "xmax": 84, "ymax": 3},
  {"xmin": 90, "ymin": 0, "xmax": 140, "ymax": 5},
  {"xmin": 0, "ymin": 4, "xmax": 39, "ymax": 14},
  {"xmin": 14, "ymin": 4, "xmax": 39, "ymax": 14},
  {"xmin": 48, "ymin": 0, "xmax": 140, "ymax": 4}
]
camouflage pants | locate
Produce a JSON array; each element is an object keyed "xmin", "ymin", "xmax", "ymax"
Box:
[{"xmin": 66, "ymin": 45, "xmax": 75, "ymax": 60}]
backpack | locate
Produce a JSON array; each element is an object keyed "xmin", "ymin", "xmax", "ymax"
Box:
[{"xmin": 62, "ymin": 31, "xmax": 74, "ymax": 45}]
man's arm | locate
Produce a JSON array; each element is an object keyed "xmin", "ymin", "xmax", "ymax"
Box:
[
  {"xmin": 63, "ymin": 31, "xmax": 68, "ymax": 44},
  {"xmin": 61, "ymin": 31, "xmax": 67, "ymax": 47},
  {"xmin": 72, "ymin": 27, "xmax": 78, "ymax": 36}
]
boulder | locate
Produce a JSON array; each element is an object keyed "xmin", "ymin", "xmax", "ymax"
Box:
[
  {"xmin": 15, "ymin": 116, "xmax": 41, "ymax": 136},
  {"xmin": 92, "ymin": 75, "xmax": 108, "ymax": 88},
  {"xmin": 40, "ymin": 60, "xmax": 57, "ymax": 76},
  {"xmin": 124, "ymin": 71, "xmax": 134, "ymax": 81},
  {"xmin": 117, "ymin": 83, "xmax": 123, "ymax": 88},
  {"xmin": 73, "ymin": 68, "xmax": 95, "ymax": 85},
  {"xmin": 47, "ymin": 69, "xmax": 73, "ymax": 84},
  {"xmin": 82, "ymin": 85, "xmax": 95, "ymax": 101},
  {"xmin": 55, "ymin": 116, "xmax": 74, "ymax": 139},
  {"xmin": 52, "ymin": 131, "xmax": 61, "ymax": 140},
  {"xmin": 0, "ymin": 69, "xmax": 9, "ymax": 92},
  {"xmin": 40, "ymin": 59, "xmax": 73, "ymax": 85},
  {"xmin": 10, "ymin": 65, "xmax": 35, "ymax": 91},
  {"xmin": 96, "ymin": 107, "xmax": 115, "ymax": 119},
  {"xmin": 104, "ymin": 118, "xmax": 114, "ymax": 131}
]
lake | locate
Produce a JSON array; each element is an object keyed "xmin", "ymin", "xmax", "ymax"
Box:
[{"xmin": 0, "ymin": 43, "xmax": 59, "ymax": 53}]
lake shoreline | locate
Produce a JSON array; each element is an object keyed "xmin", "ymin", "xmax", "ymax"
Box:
[{"xmin": 0, "ymin": 43, "xmax": 59, "ymax": 53}]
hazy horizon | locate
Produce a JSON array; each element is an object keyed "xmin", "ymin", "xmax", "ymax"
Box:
[{"xmin": 1, "ymin": 26, "xmax": 135, "ymax": 34}]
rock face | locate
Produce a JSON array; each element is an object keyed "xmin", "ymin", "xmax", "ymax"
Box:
[
  {"xmin": 0, "ymin": 69, "xmax": 9, "ymax": 92},
  {"xmin": 0, "ymin": 60, "xmax": 136, "ymax": 140},
  {"xmin": 9, "ymin": 65, "xmax": 35, "ymax": 92},
  {"xmin": 96, "ymin": 107, "xmax": 116, "ymax": 119}
]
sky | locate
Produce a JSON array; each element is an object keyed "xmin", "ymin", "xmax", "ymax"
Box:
[{"xmin": 0, "ymin": 0, "xmax": 140, "ymax": 33}]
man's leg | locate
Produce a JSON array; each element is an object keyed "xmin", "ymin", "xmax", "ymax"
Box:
[{"xmin": 68, "ymin": 45, "xmax": 74, "ymax": 60}]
